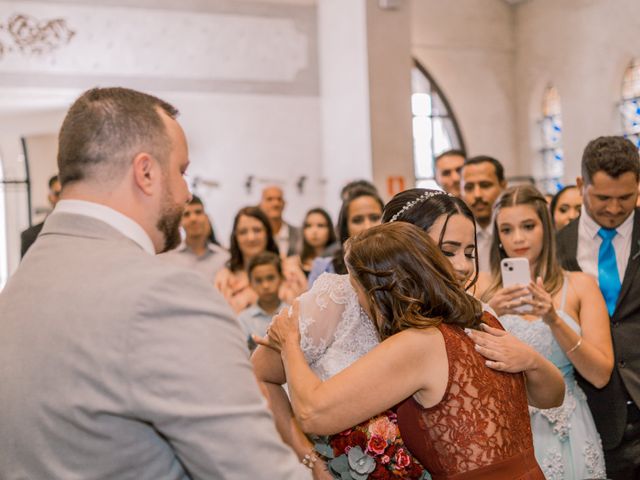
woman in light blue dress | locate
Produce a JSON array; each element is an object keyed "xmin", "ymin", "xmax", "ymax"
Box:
[{"xmin": 476, "ymin": 185, "xmax": 613, "ymax": 480}]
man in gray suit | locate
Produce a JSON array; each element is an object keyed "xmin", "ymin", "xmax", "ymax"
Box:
[{"xmin": 0, "ymin": 88, "xmax": 309, "ymax": 479}]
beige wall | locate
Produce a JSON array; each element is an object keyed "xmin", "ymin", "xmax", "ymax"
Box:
[
  {"xmin": 410, "ymin": 0, "xmax": 518, "ymax": 173},
  {"xmin": 0, "ymin": 0, "xmax": 322, "ymax": 281},
  {"xmin": 367, "ymin": 0, "xmax": 415, "ymax": 200},
  {"xmin": 514, "ymin": 0, "xmax": 640, "ymax": 184}
]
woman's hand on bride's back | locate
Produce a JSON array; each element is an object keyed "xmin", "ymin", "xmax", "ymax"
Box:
[{"xmin": 466, "ymin": 323, "xmax": 537, "ymax": 373}]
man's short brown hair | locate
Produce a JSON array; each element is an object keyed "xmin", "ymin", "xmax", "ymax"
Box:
[
  {"xmin": 57, "ymin": 87, "xmax": 178, "ymax": 186},
  {"xmin": 581, "ymin": 136, "xmax": 640, "ymax": 184}
]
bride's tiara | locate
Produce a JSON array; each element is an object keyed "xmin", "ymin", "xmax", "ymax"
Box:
[{"xmin": 388, "ymin": 190, "xmax": 449, "ymax": 223}]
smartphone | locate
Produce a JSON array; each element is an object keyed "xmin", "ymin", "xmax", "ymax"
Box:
[{"xmin": 500, "ymin": 257, "xmax": 532, "ymax": 313}]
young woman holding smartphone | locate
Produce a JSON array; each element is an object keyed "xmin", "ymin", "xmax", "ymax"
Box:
[{"xmin": 475, "ymin": 185, "xmax": 613, "ymax": 479}]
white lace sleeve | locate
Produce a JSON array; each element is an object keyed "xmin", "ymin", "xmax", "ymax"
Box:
[
  {"xmin": 298, "ymin": 273, "xmax": 351, "ymax": 363},
  {"xmin": 298, "ymin": 273, "xmax": 380, "ymax": 380}
]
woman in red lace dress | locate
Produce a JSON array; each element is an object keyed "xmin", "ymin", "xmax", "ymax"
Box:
[{"xmin": 265, "ymin": 222, "xmax": 564, "ymax": 480}]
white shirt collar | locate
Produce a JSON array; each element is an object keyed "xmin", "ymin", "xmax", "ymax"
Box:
[
  {"xmin": 275, "ymin": 222, "xmax": 290, "ymax": 241},
  {"xmin": 475, "ymin": 222, "xmax": 493, "ymax": 237},
  {"xmin": 53, "ymin": 200, "xmax": 156, "ymax": 255},
  {"xmin": 581, "ymin": 208, "xmax": 635, "ymax": 240},
  {"xmin": 176, "ymin": 241, "xmax": 220, "ymax": 254}
]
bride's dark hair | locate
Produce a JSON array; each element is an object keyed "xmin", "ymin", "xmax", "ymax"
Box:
[
  {"xmin": 345, "ymin": 222, "xmax": 482, "ymax": 340},
  {"xmin": 382, "ymin": 188, "xmax": 479, "ymax": 290}
]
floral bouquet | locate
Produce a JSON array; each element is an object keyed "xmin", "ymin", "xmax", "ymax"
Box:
[{"xmin": 313, "ymin": 410, "xmax": 430, "ymax": 480}]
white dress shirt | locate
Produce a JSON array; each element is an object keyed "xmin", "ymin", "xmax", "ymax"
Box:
[
  {"xmin": 476, "ymin": 222, "xmax": 494, "ymax": 273},
  {"xmin": 53, "ymin": 200, "xmax": 155, "ymax": 255},
  {"xmin": 274, "ymin": 222, "xmax": 291, "ymax": 257},
  {"xmin": 576, "ymin": 210, "xmax": 635, "ymax": 284}
]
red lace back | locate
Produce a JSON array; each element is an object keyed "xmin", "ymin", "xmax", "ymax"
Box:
[{"xmin": 397, "ymin": 313, "xmax": 541, "ymax": 479}]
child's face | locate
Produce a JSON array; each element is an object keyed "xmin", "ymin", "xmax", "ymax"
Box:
[{"xmin": 250, "ymin": 264, "xmax": 282, "ymax": 301}]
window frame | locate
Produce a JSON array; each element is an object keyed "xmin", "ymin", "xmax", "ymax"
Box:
[{"xmin": 411, "ymin": 59, "xmax": 465, "ymax": 188}]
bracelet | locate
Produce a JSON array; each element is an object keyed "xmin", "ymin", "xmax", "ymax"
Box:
[
  {"xmin": 566, "ymin": 337, "xmax": 582, "ymax": 354},
  {"xmin": 301, "ymin": 452, "xmax": 318, "ymax": 469}
]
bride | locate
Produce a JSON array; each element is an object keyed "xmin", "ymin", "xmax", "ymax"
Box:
[{"xmin": 252, "ymin": 189, "xmax": 564, "ymax": 478}]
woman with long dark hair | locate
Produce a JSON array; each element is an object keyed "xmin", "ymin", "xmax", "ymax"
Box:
[
  {"xmin": 549, "ymin": 185, "xmax": 582, "ymax": 230},
  {"xmin": 214, "ymin": 206, "xmax": 279, "ymax": 313},
  {"xmin": 307, "ymin": 189, "xmax": 384, "ymax": 286},
  {"xmin": 286, "ymin": 208, "xmax": 336, "ymax": 279}
]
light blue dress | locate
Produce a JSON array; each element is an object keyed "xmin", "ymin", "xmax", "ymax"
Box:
[{"xmin": 499, "ymin": 277, "xmax": 606, "ymax": 480}]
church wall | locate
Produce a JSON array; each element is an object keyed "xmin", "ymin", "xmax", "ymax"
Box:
[
  {"xmin": 0, "ymin": 0, "xmax": 322, "ymax": 279},
  {"xmin": 410, "ymin": 0, "xmax": 519, "ymax": 176},
  {"xmin": 514, "ymin": 0, "xmax": 640, "ymax": 185}
]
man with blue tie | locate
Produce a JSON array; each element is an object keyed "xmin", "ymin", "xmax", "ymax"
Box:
[{"xmin": 557, "ymin": 136, "xmax": 640, "ymax": 480}]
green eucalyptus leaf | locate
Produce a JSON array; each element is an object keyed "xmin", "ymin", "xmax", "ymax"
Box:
[
  {"xmin": 314, "ymin": 442, "xmax": 335, "ymax": 459},
  {"xmin": 329, "ymin": 454, "xmax": 350, "ymax": 474}
]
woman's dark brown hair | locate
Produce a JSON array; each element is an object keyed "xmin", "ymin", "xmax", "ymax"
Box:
[
  {"xmin": 227, "ymin": 206, "xmax": 279, "ymax": 272},
  {"xmin": 300, "ymin": 208, "xmax": 336, "ymax": 266},
  {"xmin": 346, "ymin": 222, "xmax": 482, "ymax": 340},
  {"xmin": 332, "ymin": 188, "xmax": 384, "ymax": 274}
]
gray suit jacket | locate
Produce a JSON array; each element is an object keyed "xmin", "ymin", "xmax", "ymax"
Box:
[{"xmin": 0, "ymin": 213, "xmax": 307, "ymax": 479}]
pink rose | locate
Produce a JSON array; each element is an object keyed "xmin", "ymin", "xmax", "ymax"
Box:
[
  {"xmin": 394, "ymin": 448, "xmax": 411, "ymax": 469},
  {"xmin": 381, "ymin": 455, "xmax": 391, "ymax": 464},
  {"xmin": 367, "ymin": 415, "xmax": 398, "ymax": 441},
  {"xmin": 367, "ymin": 435, "xmax": 387, "ymax": 455}
]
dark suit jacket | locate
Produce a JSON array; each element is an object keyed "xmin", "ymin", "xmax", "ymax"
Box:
[
  {"xmin": 20, "ymin": 221, "xmax": 44, "ymax": 258},
  {"xmin": 286, "ymin": 222, "xmax": 302, "ymax": 257},
  {"xmin": 556, "ymin": 209, "xmax": 640, "ymax": 450}
]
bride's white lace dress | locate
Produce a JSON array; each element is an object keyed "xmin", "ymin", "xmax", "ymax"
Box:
[
  {"xmin": 298, "ymin": 273, "xmax": 379, "ymax": 380},
  {"xmin": 296, "ymin": 273, "xmax": 429, "ymax": 479}
]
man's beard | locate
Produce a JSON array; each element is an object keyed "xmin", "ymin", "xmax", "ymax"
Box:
[{"xmin": 156, "ymin": 189, "xmax": 184, "ymax": 254}]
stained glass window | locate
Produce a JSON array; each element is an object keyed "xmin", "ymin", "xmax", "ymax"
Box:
[
  {"xmin": 620, "ymin": 59, "xmax": 640, "ymax": 148},
  {"xmin": 539, "ymin": 85, "xmax": 564, "ymax": 194},
  {"xmin": 411, "ymin": 61, "xmax": 465, "ymax": 189}
]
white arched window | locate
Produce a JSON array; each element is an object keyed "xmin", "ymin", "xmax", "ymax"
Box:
[
  {"xmin": 538, "ymin": 85, "xmax": 564, "ymax": 194},
  {"xmin": 620, "ymin": 59, "xmax": 640, "ymax": 148},
  {"xmin": 411, "ymin": 61, "xmax": 465, "ymax": 189}
]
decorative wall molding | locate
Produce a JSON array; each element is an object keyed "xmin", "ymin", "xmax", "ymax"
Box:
[
  {"xmin": 0, "ymin": 13, "xmax": 75, "ymax": 58},
  {"xmin": 0, "ymin": 1, "xmax": 318, "ymax": 96}
]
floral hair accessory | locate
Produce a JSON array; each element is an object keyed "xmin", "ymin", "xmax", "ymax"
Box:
[{"xmin": 388, "ymin": 190, "xmax": 448, "ymax": 223}]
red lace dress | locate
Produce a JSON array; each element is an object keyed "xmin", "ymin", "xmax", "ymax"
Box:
[{"xmin": 397, "ymin": 313, "xmax": 544, "ymax": 480}]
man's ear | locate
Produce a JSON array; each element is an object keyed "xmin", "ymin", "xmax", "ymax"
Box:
[
  {"xmin": 576, "ymin": 176, "xmax": 584, "ymax": 191},
  {"xmin": 132, "ymin": 152, "xmax": 157, "ymax": 196}
]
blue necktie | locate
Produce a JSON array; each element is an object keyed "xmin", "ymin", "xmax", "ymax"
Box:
[{"xmin": 597, "ymin": 228, "xmax": 621, "ymax": 316}]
